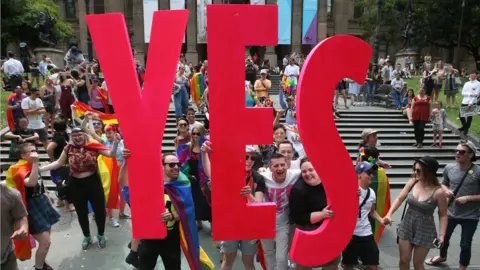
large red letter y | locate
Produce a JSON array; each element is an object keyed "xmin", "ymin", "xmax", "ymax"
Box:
[{"xmin": 86, "ymin": 11, "xmax": 188, "ymax": 239}]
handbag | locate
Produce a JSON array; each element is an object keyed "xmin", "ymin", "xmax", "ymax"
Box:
[
  {"xmin": 447, "ymin": 164, "xmax": 474, "ymax": 207},
  {"xmin": 396, "ymin": 181, "xmax": 418, "ymax": 244}
]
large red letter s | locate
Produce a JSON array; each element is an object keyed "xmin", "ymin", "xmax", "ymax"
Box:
[
  {"xmin": 291, "ymin": 35, "xmax": 372, "ymax": 266},
  {"xmin": 86, "ymin": 11, "xmax": 188, "ymax": 239},
  {"xmin": 208, "ymin": 4, "xmax": 277, "ymax": 241}
]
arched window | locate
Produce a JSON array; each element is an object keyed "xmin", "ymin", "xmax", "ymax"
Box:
[{"xmin": 65, "ymin": 0, "xmax": 76, "ymax": 19}]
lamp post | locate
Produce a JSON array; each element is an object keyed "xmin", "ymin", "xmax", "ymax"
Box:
[
  {"xmin": 455, "ymin": 0, "xmax": 465, "ymax": 68},
  {"xmin": 372, "ymin": 0, "xmax": 383, "ymax": 64},
  {"xmin": 85, "ymin": 0, "xmax": 93, "ymax": 62}
]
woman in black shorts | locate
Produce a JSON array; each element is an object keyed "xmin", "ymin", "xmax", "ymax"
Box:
[{"xmin": 335, "ymin": 79, "xmax": 349, "ymax": 109}]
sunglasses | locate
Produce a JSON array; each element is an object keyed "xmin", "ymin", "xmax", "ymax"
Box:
[
  {"xmin": 178, "ymin": 123, "xmax": 187, "ymax": 127},
  {"xmin": 246, "ymin": 155, "xmax": 256, "ymax": 161},
  {"xmin": 164, "ymin": 162, "xmax": 181, "ymax": 168},
  {"xmin": 456, "ymin": 149, "xmax": 467, "ymax": 155},
  {"xmin": 92, "ymin": 122, "xmax": 102, "ymax": 126},
  {"xmin": 414, "ymin": 168, "xmax": 422, "ymax": 174},
  {"xmin": 192, "ymin": 132, "xmax": 201, "ymax": 136}
]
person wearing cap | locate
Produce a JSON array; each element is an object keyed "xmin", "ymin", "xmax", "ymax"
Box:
[
  {"xmin": 384, "ymin": 156, "xmax": 448, "ymax": 270},
  {"xmin": 425, "ymin": 141, "xmax": 480, "ymax": 269},
  {"xmin": 39, "ymin": 127, "xmax": 120, "ymax": 250},
  {"xmin": 458, "ymin": 71, "xmax": 480, "ymax": 135},
  {"xmin": 201, "ymin": 143, "xmax": 266, "ymax": 270},
  {"xmin": 21, "ymin": 87, "xmax": 49, "ymax": 151},
  {"xmin": 64, "ymin": 46, "xmax": 85, "ymax": 70},
  {"xmin": 6, "ymin": 84, "xmax": 27, "ymax": 128},
  {"xmin": 342, "ymin": 161, "xmax": 385, "ymax": 270},
  {"xmin": 254, "ymin": 69, "xmax": 272, "ymax": 105},
  {"xmin": 357, "ymin": 129, "xmax": 391, "ymax": 169},
  {"xmin": 289, "ymin": 157, "xmax": 339, "ymax": 270}
]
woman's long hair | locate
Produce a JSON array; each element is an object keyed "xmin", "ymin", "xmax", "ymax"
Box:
[
  {"xmin": 190, "ymin": 124, "xmax": 206, "ymax": 148},
  {"xmin": 413, "ymin": 161, "xmax": 440, "ymax": 187}
]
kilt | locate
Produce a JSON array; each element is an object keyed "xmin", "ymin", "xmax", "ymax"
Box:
[{"xmin": 26, "ymin": 195, "xmax": 60, "ymax": 234}]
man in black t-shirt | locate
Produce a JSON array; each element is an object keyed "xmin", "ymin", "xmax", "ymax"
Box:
[{"xmin": 3, "ymin": 117, "xmax": 38, "ymax": 160}]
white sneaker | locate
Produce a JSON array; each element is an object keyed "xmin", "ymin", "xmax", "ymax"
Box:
[{"xmin": 109, "ymin": 217, "xmax": 120, "ymax": 228}]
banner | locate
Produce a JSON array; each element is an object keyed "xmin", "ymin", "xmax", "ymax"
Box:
[
  {"xmin": 278, "ymin": 0, "xmax": 292, "ymax": 45},
  {"xmin": 302, "ymin": 0, "xmax": 318, "ymax": 44},
  {"xmin": 170, "ymin": 0, "xmax": 186, "ymax": 43},
  {"xmin": 250, "ymin": 0, "xmax": 265, "ymax": 4},
  {"xmin": 143, "ymin": 0, "xmax": 158, "ymax": 43},
  {"xmin": 197, "ymin": 0, "xmax": 211, "ymax": 44}
]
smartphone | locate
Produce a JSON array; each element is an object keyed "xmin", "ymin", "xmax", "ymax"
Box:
[{"xmin": 433, "ymin": 238, "xmax": 441, "ymax": 249}]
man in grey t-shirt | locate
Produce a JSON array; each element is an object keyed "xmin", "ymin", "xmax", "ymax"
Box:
[{"xmin": 425, "ymin": 141, "xmax": 480, "ymax": 269}]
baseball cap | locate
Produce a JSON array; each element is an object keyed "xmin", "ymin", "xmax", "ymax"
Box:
[
  {"xmin": 355, "ymin": 161, "xmax": 377, "ymax": 174},
  {"xmin": 361, "ymin": 129, "xmax": 378, "ymax": 141},
  {"xmin": 246, "ymin": 145, "xmax": 256, "ymax": 154},
  {"xmin": 260, "ymin": 69, "xmax": 268, "ymax": 75},
  {"xmin": 460, "ymin": 140, "xmax": 477, "ymax": 161}
]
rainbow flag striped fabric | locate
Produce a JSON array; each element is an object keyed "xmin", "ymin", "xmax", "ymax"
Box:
[
  {"xmin": 5, "ymin": 160, "xmax": 33, "ymax": 260},
  {"xmin": 98, "ymin": 155, "xmax": 120, "ymax": 209},
  {"xmin": 73, "ymin": 101, "xmax": 118, "ymax": 125},
  {"xmin": 164, "ymin": 172, "xmax": 214, "ymax": 270},
  {"xmin": 369, "ymin": 167, "xmax": 391, "ymax": 243},
  {"xmin": 190, "ymin": 72, "xmax": 205, "ymax": 108}
]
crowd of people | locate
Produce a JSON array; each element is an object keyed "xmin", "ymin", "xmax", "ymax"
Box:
[{"xmin": 1, "ymin": 50, "xmax": 479, "ymax": 270}]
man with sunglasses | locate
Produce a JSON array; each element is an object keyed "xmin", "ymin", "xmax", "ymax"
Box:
[
  {"xmin": 426, "ymin": 140, "xmax": 480, "ymax": 269},
  {"xmin": 201, "ymin": 144, "xmax": 266, "ymax": 270}
]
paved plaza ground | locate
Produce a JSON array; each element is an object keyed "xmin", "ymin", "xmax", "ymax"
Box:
[{"xmin": 16, "ymin": 189, "xmax": 480, "ymax": 270}]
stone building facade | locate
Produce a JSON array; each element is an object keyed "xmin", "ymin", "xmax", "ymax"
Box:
[{"xmin": 56, "ymin": 0, "xmax": 363, "ymax": 67}]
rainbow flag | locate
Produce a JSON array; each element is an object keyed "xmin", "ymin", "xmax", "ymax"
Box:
[
  {"xmin": 177, "ymin": 137, "xmax": 211, "ymax": 204},
  {"xmin": 165, "ymin": 172, "xmax": 214, "ymax": 270},
  {"xmin": 369, "ymin": 167, "xmax": 391, "ymax": 243},
  {"xmin": 73, "ymin": 101, "xmax": 118, "ymax": 125},
  {"xmin": 6, "ymin": 93, "xmax": 16, "ymax": 130},
  {"xmin": 190, "ymin": 72, "xmax": 205, "ymax": 108},
  {"xmin": 5, "ymin": 160, "xmax": 33, "ymax": 260}
]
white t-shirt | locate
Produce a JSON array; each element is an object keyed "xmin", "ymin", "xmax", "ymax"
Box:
[
  {"xmin": 21, "ymin": 98, "xmax": 45, "ymax": 130},
  {"xmin": 461, "ymin": 80, "xmax": 480, "ymax": 105},
  {"xmin": 189, "ymin": 121, "xmax": 203, "ymax": 132},
  {"xmin": 354, "ymin": 187, "xmax": 376, "ymax": 236},
  {"xmin": 284, "ymin": 64, "xmax": 300, "ymax": 84},
  {"xmin": 261, "ymin": 169, "xmax": 301, "ymax": 225}
]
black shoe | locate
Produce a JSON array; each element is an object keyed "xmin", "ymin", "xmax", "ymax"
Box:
[
  {"xmin": 125, "ymin": 251, "xmax": 139, "ymax": 268},
  {"xmin": 127, "ymin": 241, "xmax": 131, "ymax": 249}
]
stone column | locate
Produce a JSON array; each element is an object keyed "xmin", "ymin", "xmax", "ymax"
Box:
[
  {"xmin": 159, "ymin": 0, "xmax": 169, "ymax": 9},
  {"xmin": 77, "ymin": 0, "xmax": 88, "ymax": 55},
  {"xmin": 185, "ymin": 0, "xmax": 198, "ymax": 65},
  {"xmin": 132, "ymin": 0, "xmax": 146, "ymax": 65},
  {"xmin": 264, "ymin": 0, "xmax": 278, "ymax": 67},
  {"xmin": 291, "ymin": 0, "xmax": 302, "ymax": 54},
  {"xmin": 333, "ymin": 0, "xmax": 348, "ymax": 35},
  {"xmin": 104, "ymin": 0, "xmax": 125, "ymax": 13},
  {"xmin": 317, "ymin": 0, "xmax": 328, "ymax": 41}
]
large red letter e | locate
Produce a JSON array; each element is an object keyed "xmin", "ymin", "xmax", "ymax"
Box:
[{"xmin": 208, "ymin": 4, "xmax": 277, "ymax": 241}]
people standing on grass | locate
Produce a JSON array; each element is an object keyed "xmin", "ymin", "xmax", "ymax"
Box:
[
  {"xmin": 458, "ymin": 71, "xmax": 480, "ymax": 136},
  {"xmin": 444, "ymin": 67, "xmax": 460, "ymax": 108},
  {"xmin": 431, "ymin": 101, "xmax": 446, "ymax": 148},
  {"xmin": 425, "ymin": 141, "xmax": 480, "ymax": 270}
]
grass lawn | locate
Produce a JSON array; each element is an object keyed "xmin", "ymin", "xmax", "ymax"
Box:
[{"xmin": 405, "ymin": 76, "xmax": 480, "ymax": 136}]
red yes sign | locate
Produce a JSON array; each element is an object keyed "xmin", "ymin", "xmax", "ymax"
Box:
[{"xmin": 86, "ymin": 5, "xmax": 371, "ymax": 265}]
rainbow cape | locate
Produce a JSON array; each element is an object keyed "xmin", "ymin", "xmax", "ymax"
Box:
[
  {"xmin": 96, "ymin": 87, "xmax": 111, "ymax": 114},
  {"xmin": 190, "ymin": 73, "xmax": 205, "ymax": 108},
  {"xmin": 69, "ymin": 139, "xmax": 120, "ymax": 209},
  {"xmin": 164, "ymin": 172, "xmax": 214, "ymax": 270},
  {"xmin": 369, "ymin": 166, "xmax": 391, "ymax": 243},
  {"xmin": 6, "ymin": 93, "xmax": 16, "ymax": 130},
  {"xmin": 73, "ymin": 101, "xmax": 118, "ymax": 125},
  {"xmin": 177, "ymin": 137, "xmax": 211, "ymax": 205},
  {"xmin": 5, "ymin": 160, "xmax": 33, "ymax": 260}
]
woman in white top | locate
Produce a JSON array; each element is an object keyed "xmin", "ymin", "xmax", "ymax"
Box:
[{"xmin": 458, "ymin": 71, "xmax": 480, "ymax": 135}]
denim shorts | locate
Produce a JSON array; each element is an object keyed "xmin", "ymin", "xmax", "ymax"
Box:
[
  {"xmin": 221, "ymin": 240, "xmax": 258, "ymax": 255},
  {"xmin": 122, "ymin": 186, "xmax": 130, "ymax": 206}
]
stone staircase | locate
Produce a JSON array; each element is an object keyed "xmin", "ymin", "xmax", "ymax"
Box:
[{"xmin": 0, "ymin": 107, "xmax": 462, "ymax": 189}]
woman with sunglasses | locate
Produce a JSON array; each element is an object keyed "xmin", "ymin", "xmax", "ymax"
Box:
[
  {"xmin": 176, "ymin": 124, "xmax": 211, "ymax": 229},
  {"xmin": 39, "ymin": 127, "xmax": 120, "ymax": 250},
  {"xmin": 384, "ymin": 156, "xmax": 448, "ymax": 270},
  {"xmin": 174, "ymin": 118, "xmax": 191, "ymax": 150}
]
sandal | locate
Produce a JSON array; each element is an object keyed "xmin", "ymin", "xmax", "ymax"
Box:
[{"xmin": 425, "ymin": 256, "xmax": 446, "ymax": 266}]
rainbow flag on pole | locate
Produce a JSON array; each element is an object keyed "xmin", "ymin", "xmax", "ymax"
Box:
[
  {"xmin": 5, "ymin": 160, "xmax": 33, "ymax": 260},
  {"xmin": 73, "ymin": 101, "xmax": 118, "ymax": 125},
  {"xmin": 190, "ymin": 72, "xmax": 205, "ymax": 108},
  {"xmin": 369, "ymin": 167, "xmax": 391, "ymax": 243},
  {"xmin": 164, "ymin": 172, "xmax": 214, "ymax": 270}
]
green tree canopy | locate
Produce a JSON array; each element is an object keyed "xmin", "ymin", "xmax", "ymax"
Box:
[
  {"xmin": 358, "ymin": 0, "xmax": 480, "ymax": 69},
  {"xmin": 1, "ymin": 0, "xmax": 72, "ymax": 50}
]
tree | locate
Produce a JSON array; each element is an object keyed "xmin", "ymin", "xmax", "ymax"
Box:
[{"xmin": 1, "ymin": 0, "xmax": 72, "ymax": 51}]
